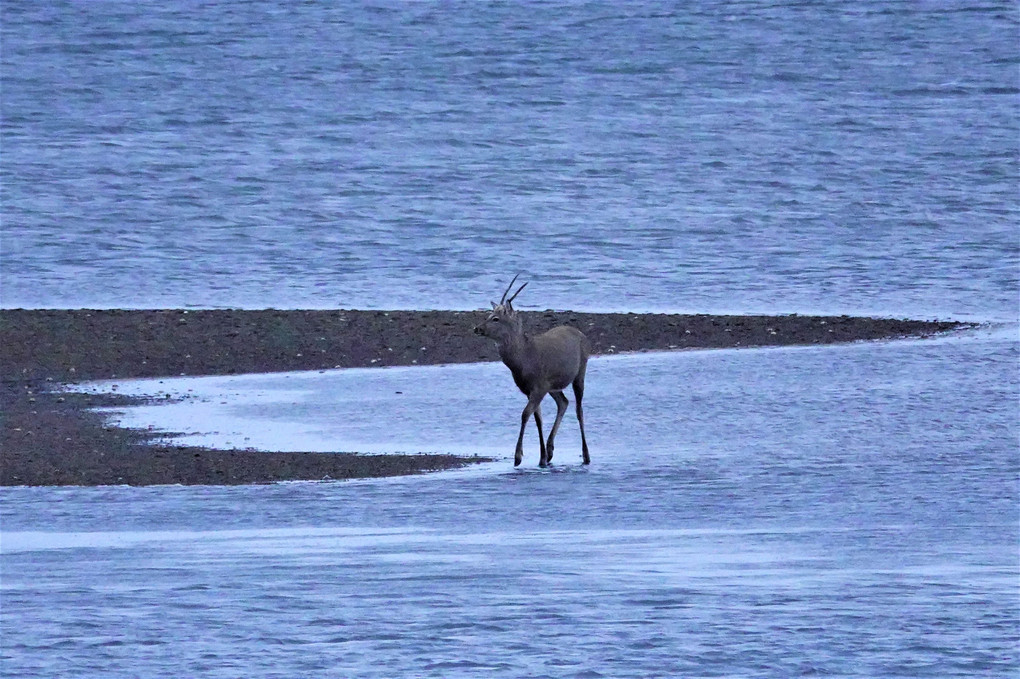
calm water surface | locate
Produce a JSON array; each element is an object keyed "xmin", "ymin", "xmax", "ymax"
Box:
[{"xmin": 2, "ymin": 1, "xmax": 1017, "ymax": 319}]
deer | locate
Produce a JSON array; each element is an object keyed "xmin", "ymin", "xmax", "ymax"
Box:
[{"xmin": 473, "ymin": 275, "xmax": 591, "ymax": 467}]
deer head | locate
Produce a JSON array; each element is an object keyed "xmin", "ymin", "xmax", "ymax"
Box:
[{"xmin": 473, "ymin": 274, "xmax": 528, "ymax": 341}]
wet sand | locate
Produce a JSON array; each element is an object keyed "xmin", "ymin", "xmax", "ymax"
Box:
[{"xmin": 1, "ymin": 309, "xmax": 965, "ymax": 486}]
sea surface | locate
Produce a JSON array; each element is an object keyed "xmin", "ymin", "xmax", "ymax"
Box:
[
  {"xmin": 1, "ymin": 1, "xmax": 1017, "ymax": 320},
  {"xmin": 1, "ymin": 2, "xmax": 1018, "ymax": 677}
]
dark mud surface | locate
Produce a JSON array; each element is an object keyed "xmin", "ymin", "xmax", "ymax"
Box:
[{"xmin": 1, "ymin": 309, "xmax": 965, "ymax": 487}]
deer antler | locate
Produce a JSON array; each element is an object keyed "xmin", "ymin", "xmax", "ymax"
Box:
[
  {"xmin": 499, "ymin": 273, "xmax": 522, "ymax": 305},
  {"xmin": 506, "ymin": 281, "xmax": 528, "ymax": 308}
]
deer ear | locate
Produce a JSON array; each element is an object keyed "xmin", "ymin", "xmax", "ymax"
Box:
[{"xmin": 491, "ymin": 301, "xmax": 497, "ymax": 309}]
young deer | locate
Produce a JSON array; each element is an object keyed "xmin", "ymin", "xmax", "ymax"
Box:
[{"xmin": 473, "ymin": 275, "xmax": 591, "ymax": 467}]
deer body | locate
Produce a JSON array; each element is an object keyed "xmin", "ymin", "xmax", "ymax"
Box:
[{"xmin": 474, "ymin": 277, "xmax": 591, "ymax": 467}]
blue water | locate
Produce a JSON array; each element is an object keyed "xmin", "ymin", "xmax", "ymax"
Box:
[
  {"xmin": 1, "ymin": 1, "xmax": 1016, "ymax": 319},
  {"xmin": 1, "ymin": 3, "xmax": 1018, "ymax": 677},
  {"xmin": 3, "ymin": 331, "xmax": 1018, "ymax": 677}
]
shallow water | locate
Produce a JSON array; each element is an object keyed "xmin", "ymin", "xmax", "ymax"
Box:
[
  {"xmin": 3, "ymin": 330, "xmax": 1017, "ymax": 677},
  {"xmin": 2, "ymin": 1, "xmax": 1017, "ymax": 320}
]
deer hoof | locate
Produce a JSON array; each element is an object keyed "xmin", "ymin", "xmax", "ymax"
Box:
[{"xmin": 514, "ymin": 456, "xmax": 522, "ymax": 467}]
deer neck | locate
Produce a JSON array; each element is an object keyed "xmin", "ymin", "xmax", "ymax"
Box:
[{"xmin": 497, "ymin": 331, "xmax": 532, "ymax": 373}]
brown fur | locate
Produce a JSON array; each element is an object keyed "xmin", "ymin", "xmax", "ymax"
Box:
[{"xmin": 474, "ymin": 277, "xmax": 591, "ymax": 467}]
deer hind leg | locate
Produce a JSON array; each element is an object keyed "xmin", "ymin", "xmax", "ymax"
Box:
[
  {"xmin": 572, "ymin": 371, "xmax": 590, "ymax": 465},
  {"xmin": 515, "ymin": 391, "xmax": 547, "ymax": 467},
  {"xmin": 545, "ymin": 391, "xmax": 569, "ymax": 463}
]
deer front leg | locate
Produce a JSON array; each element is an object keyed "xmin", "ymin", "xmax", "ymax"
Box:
[
  {"xmin": 545, "ymin": 391, "xmax": 569, "ymax": 463},
  {"xmin": 533, "ymin": 402, "xmax": 549, "ymax": 467},
  {"xmin": 515, "ymin": 391, "xmax": 547, "ymax": 467}
]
